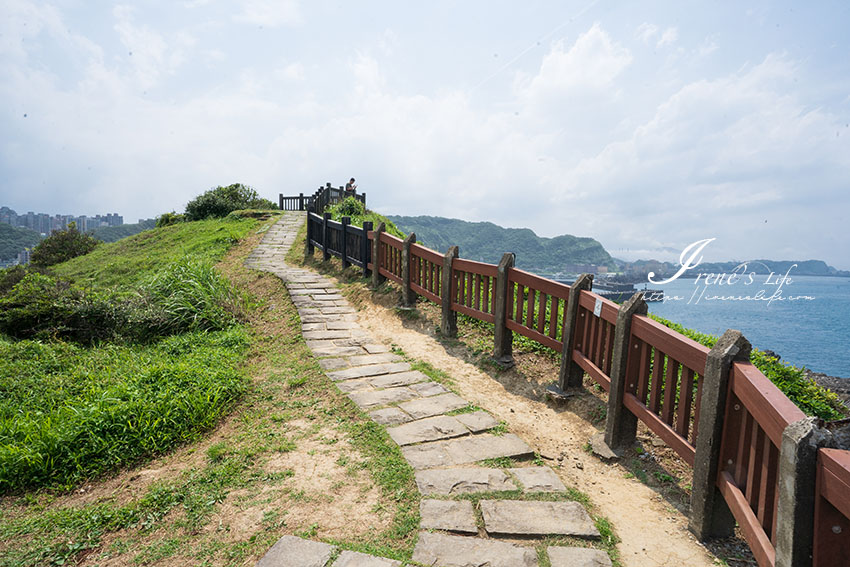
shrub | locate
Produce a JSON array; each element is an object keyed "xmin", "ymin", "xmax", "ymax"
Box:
[
  {"xmin": 29, "ymin": 222, "xmax": 99, "ymax": 268},
  {"xmin": 155, "ymin": 211, "xmax": 186, "ymax": 227},
  {"xmin": 140, "ymin": 257, "xmax": 246, "ymax": 333},
  {"xmin": 185, "ymin": 183, "xmax": 278, "ymax": 221},
  {"xmin": 326, "ymin": 198, "xmax": 406, "ymax": 239}
]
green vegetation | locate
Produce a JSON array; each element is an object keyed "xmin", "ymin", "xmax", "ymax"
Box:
[
  {"xmin": 0, "ymin": 329, "xmax": 248, "ymax": 491},
  {"xmin": 30, "ymin": 222, "xmax": 99, "ymax": 268},
  {"xmin": 89, "ymin": 219, "xmax": 157, "ymax": 242},
  {"xmin": 51, "ymin": 216, "xmax": 257, "ymax": 290},
  {"xmin": 387, "ymin": 214, "xmax": 614, "ymax": 273},
  {"xmin": 327, "ymin": 197, "xmax": 406, "ymax": 238},
  {"xmin": 652, "ymin": 315, "xmax": 846, "ymax": 421},
  {"xmin": 0, "ymin": 223, "xmax": 41, "ymax": 261},
  {"xmin": 185, "ymin": 183, "xmax": 277, "ymax": 221}
]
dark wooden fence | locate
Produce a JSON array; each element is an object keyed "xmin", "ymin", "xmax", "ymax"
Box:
[
  {"xmin": 302, "ymin": 214, "xmax": 850, "ymax": 567},
  {"xmin": 280, "ymin": 182, "xmax": 366, "ymax": 213}
]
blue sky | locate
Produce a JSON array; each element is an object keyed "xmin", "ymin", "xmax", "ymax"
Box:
[{"xmin": 2, "ymin": 1, "xmax": 849, "ymax": 268}]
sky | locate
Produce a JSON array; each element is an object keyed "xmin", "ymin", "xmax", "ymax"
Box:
[{"xmin": 2, "ymin": 1, "xmax": 849, "ymax": 269}]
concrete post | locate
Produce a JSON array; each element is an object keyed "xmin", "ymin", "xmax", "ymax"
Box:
[
  {"xmin": 492, "ymin": 252, "xmax": 515, "ymax": 368},
  {"xmin": 279, "ymin": 193, "xmax": 283, "ymax": 210},
  {"xmin": 299, "ymin": 193, "xmax": 304, "ymax": 211},
  {"xmin": 602, "ymin": 292, "xmax": 648, "ymax": 454},
  {"xmin": 689, "ymin": 329, "xmax": 752, "ymax": 540},
  {"xmin": 441, "ymin": 246, "xmax": 459, "ymax": 337},
  {"xmin": 361, "ymin": 221, "xmax": 373, "ymax": 278},
  {"xmin": 558, "ymin": 273, "xmax": 594, "ymax": 390},
  {"xmin": 774, "ymin": 418, "xmax": 834, "ymax": 567},
  {"xmin": 371, "ymin": 223, "xmax": 386, "ymax": 289},
  {"xmin": 321, "ymin": 212, "xmax": 331, "ymax": 261},
  {"xmin": 341, "ymin": 216, "xmax": 350, "ymax": 269},
  {"xmin": 401, "ymin": 232, "xmax": 416, "ymax": 308}
]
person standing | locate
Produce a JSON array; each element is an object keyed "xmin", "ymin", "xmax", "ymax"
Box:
[{"xmin": 345, "ymin": 178, "xmax": 357, "ymax": 193}]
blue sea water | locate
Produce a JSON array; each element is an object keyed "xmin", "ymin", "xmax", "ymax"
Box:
[{"xmin": 645, "ymin": 274, "xmax": 850, "ymax": 378}]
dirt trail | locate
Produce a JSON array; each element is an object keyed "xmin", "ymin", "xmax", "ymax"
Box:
[{"xmin": 353, "ymin": 300, "xmax": 718, "ymax": 567}]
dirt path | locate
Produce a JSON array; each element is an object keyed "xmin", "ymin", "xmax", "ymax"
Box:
[{"xmin": 352, "ymin": 300, "xmax": 719, "ymax": 567}]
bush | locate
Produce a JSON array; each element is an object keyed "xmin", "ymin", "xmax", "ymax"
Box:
[
  {"xmin": 156, "ymin": 211, "xmax": 186, "ymax": 227},
  {"xmin": 29, "ymin": 222, "xmax": 99, "ymax": 268},
  {"xmin": 185, "ymin": 183, "xmax": 278, "ymax": 221},
  {"xmin": 326, "ymin": 197, "xmax": 406, "ymax": 239},
  {"xmin": 139, "ymin": 257, "xmax": 246, "ymax": 333}
]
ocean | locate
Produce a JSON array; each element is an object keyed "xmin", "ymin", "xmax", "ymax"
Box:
[{"xmin": 645, "ymin": 274, "xmax": 850, "ymax": 379}]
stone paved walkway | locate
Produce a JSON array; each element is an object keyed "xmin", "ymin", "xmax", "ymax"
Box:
[{"xmin": 247, "ymin": 213, "xmax": 612, "ymax": 567}]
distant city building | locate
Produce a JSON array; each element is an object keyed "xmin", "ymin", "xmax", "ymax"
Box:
[
  {"xmin": 17, "ymin": 248, "xmax": 31, "ymax": 265},
  {"xmin": 0, "ymin": 206, "xmax": 124, "ymax": 234},
  {"xmin": 563, "ymin": 263, "xmax": 607, "ymax": 274}
]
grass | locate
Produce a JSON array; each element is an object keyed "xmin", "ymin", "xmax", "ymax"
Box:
[
  {"xmin": 51, "ymin": 216, "xmax": 260, "ymax": 291},
  {"xmin": 0, "ymin": 213, "xmax": 422, "ymax": 566}
]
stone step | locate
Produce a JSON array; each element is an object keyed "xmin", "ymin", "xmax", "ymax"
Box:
[
  {"xmin": 411, "ymin": 532, "xmax": 537, "ymax": 567},
  {"xmin": 508, "ymin": 467, "xmax": 568, "ymax": 493},
  {"xmin": 479, "ymin": 500, "xmax": 599, "ymax": 538},
  {"xmin": 547, "ymin": 546, "xmax": 612, "ymax": 567},
  {"xmin": 328, "ymin": 362, "xmax": 412, "ymax": 381},
  {"xmin": 419, "ymin": 499, "xmax": 478, "ymax": 533},
  {"xmin": 396, "ymin": 392, "xmax": 468, "ymax": 419},
  {"xmin": 414, "ymin": 467, "xmax": 516, "ymax": 495},
  {"xmin": 401, "ymin": 433, "xmax": 533, "ymax": 469}
]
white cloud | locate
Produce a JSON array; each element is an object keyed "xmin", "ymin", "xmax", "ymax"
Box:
[
  {"xmin": 657, "ymin": 27, "xmax": 678, "ymax": 48},
  {"xmin": 233, "ymin": 0, "xmax": 302, "ymax": 28},
  {"xmin": 636, "ymin": 23, "xmax": 658, "ymax": 44}
]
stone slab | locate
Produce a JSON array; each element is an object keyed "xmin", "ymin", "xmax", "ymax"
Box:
[
  {"xmin": 333, "ymin": 550, "xmax": 402, "ymax": 567},
  {"xmin": 346, "ymin": 353, "xmax": 402, "ymax": 366},
  {"xmin": 256, "ymin": 535, "xmax": 334, "ymax": 567},
  {"xmin": 480, "ymin": 500, "xmax": 599, "ymax": 537},
  {"xmin": 397, "ymin": 393, "xmax": 468, "ymax": 419},
  {"xmin": 402, "ymin": 433, "xmax": 532, "ymax": 469},
  {"xmin": 369, "ymin": 407, "xmax": 413, "ymax": 426},
  {"xmin": 387, "ymin": 415, "xmax": 470, "ymax": 446},
  {"xmin": 318, "ymin": 358, "xmax": 349, "ymax": 371},
  {"xmin": 302, "ymin": 330, "xmax": 353, "ymax": 340},
  {"xmin": 411, "ymin": 532, "xmax": 537, "ymax": 567},
  {"xmin": 409, "ymin": 381, "xmax": 449, "ymax": 397},
  {"xmin": 309, "ymin": 345, "xmax": 364, "ymax": 357},
  {"xmin": 508, "ymin": 467, "xmax": 567, "ymax": 493},
  {"xmin": 326, "ymin": 320, "xmax": 360, "ymax": 330},
  {"xmin": 335, "ymin": 377, "xmax": 374, "ymax": 393},
  {"xmin": 455, "ymin": 411, "xmax": 500, "ymax": 433},
  {"xmin": 348, "ymin": 387, "xmax": 419, "ymax": 410},
  {"xmin": 328, "ymin": 362, "xmax": 411, "ymax": 381},
  {"xmin": 370, "ymin": 370, "xmax": 429, "ymax": 389},
  {"xmin": 362, "ymin": 343, "xmax": 390, "ymax": 354},
  {"xmin": 320, "ymin": 306, "xmax": 357, "ymax": 314},
  {"xmin": 415, "ymin": 467, "xmax": 516, "ymax": 495},
  {"xmin": 547, "ymin": 547, "xmax": 612, "ymax": 567},
  {"xmin": 419, "ymin": 499, "xmax": 478, "ymax": 533}
]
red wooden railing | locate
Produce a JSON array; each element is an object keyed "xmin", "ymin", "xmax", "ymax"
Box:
[{"xmin": 355, "ymin": 225, "xmax": 850, "ymax": 567}]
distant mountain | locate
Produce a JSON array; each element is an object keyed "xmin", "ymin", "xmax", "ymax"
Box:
[
  {"xmin": 0, "ymin": 223, "xmax": 41, "ymax": 261},
  {"xmin": 386, "ymin": 215, "xmax": 615, "ymax": 274},
  {"xmin": 619, "ymin": 258, "xmax": 850, "ymax": 279},
  {"xmin": 89, "ymin": 219, "xmax": 157, "ymax": 243}
]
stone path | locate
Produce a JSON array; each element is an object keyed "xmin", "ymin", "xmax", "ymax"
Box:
[{"xmin": 247, "ymin": 212, "xmax": 612, "ymax": 567}]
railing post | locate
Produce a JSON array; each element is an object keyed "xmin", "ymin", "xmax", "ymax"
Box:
[
  {"xmin": 361, "ymin": 221, "xmax": 373, "ymax": 278},
  {"xmin": 441, "ymin": 246, "xmax": 459, "ymax": 337},
  {"xmin": 558, "ymin": 273, "xmax": 594, "ymax": 390},
  {"xmin": 279, "ymin": 193, "xmax": 283, "ymax": 210},
  {"xmin": 774, "ymin": 418, "xmax": 835, "ymax": 567},
  {"xmin": 371, "ymin": 223, "xmax": 386, "ymax": 289},
  {"xmin": 305, "ymin": 212, "xmax": 314, "ymax": 255},
  {"xmin": 322, "ymin": 212, "xmax": 331, "ymax": 262},
  {"xmin": 599, "ymin": 292, "xmax": 647, "ymax": 455},
  {"xmin": 492, "ymin": 252, "xmax": 515, "ymax": 368},
  {"xmin": 689, "ymin": 329, "xmax": 752, "ymax": 540},
  {"xmin": 299, "ymin": 193, "xmax": 304, "ymax": 211},
  {"xmin": 341, "ymin": 216, "xmax": 350, "ymax": 269},
  {"xmin": 401, "ymin": 232, "xmax": 416, "ymax": 308}
]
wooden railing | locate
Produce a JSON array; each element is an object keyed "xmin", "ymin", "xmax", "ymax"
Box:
[
  {"xmin": 302, "ymin": 215, "xmax": 850, "ymax": 567},
  {"xmin": 280, "ymin": 182, "xmax": 365, "ymax": 213}
]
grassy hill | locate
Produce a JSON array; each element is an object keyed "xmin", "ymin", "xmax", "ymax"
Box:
[
  {"xmin": 89, "ymin": 219, "xmax": 157, "ymax": 243},
  {"xmin": 387, "ymin": 215, "xmax": 615, "ymax": 273}
]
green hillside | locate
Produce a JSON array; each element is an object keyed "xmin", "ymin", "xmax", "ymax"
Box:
[
  {"xmin": 89, "ymin": 219, "xmax": 157, "ymax": 243},
  {"xmin": 0, "ymin": 223, "xmax": 41, "ymax": 261},
  {"xmin": 386, "ymin": 215, "xmax": 615, "ymax": 273}
]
